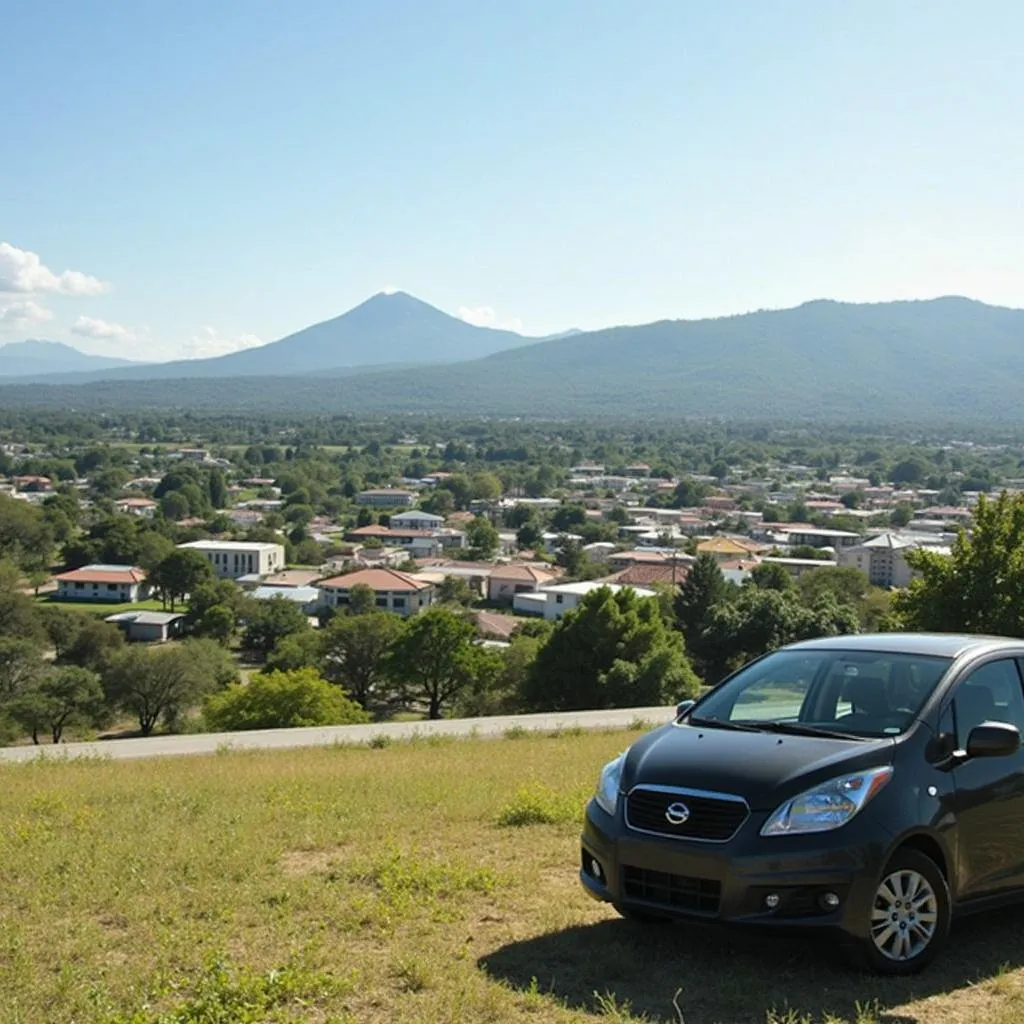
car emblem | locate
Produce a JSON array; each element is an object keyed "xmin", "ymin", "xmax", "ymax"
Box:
[{"xmin": 665, "ymin": 801, "xmax": 691, "ymax": 826}]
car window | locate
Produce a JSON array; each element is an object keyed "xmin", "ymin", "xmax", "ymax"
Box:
[
  {"xmin": 954, "ymin": 659, "xmax": 1024, "ymax": 742},
  {"xmin": 695, "ymin": 649, "xmax": 952, "ymax": 736}
]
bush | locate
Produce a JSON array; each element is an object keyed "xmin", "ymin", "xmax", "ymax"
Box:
[
  {"xmin": 496, "ymin": 782, "xmax": 584, "ymax": 827},
  {"xmin": 203, "ymin": 668, "xmax": 370, "ymax": 732}
]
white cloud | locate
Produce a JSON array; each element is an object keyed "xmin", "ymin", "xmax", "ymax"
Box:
[
  {"xmin": 71, "ymin": 315, "xmax": 136, "ymax": 342},
  {"xmin": 180, "ymin": 327, "xmax": 263, "ymax": 359},
  {"xmin": 457, "ymin": 305, "xmax": 524, "ymax": 333},
  {"xmin": 0, "ymin": 242, "xmax": 109, "ymax": 295},
  {"xmin": 0, "ymin": 300, "xmax": 54, "ymax": 331}
]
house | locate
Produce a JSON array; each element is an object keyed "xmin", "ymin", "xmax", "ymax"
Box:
[
  {"xmin": 177, "ymin": 540, "xmax": 285, "ymax": 580},
  {"xmin": 115, "ymin": 497, "xmax": 158, "ymax": 517},
  {"xmin": 13, "ymin": 475, "xmax": 53, "ymax": 493},
  {"xmin": 537, "ymin": 581, "xmax": 657, "ymax": 620},
  {"xmin": 696, "ymin": 536, "xmax": 764, "ymax": 561},
  {"xmin": 317, "ymin": 568, "xmax": 435, "ymax": 617},
  {"xmin": 600, "ymin": 562, "xmax": 690, "ymax": 588},
  {"xmin": 760, "ymin": 556, "xmax": 838, "ymax": 578},
  {"xmin": 389, "ymin": 510, "xmax": 446, "ymax": 531},
  {"xmin": 487, "ymin": 564, "xmax": 556, "ymax": 604},
  {"xmin": 772, "ymin": 526, "xmax": 861, "ymax": 551},
  {"xmin": 105, "ymin": 610, "xmax": 185, "ymax": 643},
  {"xmin": 54, "ymin": 565, "xmax": 148, "ymax": 603},
  {"xmin": 177, "ymin": 448, "xmax": 210, "ymax": 462},
  {"xmin": 355, "ymin": 488, "xmax": 416, "ymax": 508}
]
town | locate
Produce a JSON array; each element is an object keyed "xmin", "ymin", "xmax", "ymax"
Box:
[{"xmin": 0, "ymin": 411, "xmax": 1014, "ymax": 745}]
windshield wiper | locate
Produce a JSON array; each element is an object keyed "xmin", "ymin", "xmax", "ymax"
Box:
[
  {"xmin": 688, "ymin": 716, "xmax": 765, "ymax": 733},
  {"xmin": 755, "ymin": 721, "xmax": 869, "ymax": 741}
]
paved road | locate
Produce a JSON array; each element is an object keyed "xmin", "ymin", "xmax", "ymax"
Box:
[{"xmin": 0, "ymin": 705, "xmax": 678, "ymax": 764}]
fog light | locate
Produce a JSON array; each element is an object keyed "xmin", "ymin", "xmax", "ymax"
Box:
[
  {"xmin": 820, "ymin": 891, "xmax": 840, "ymax": 910},
  {"xmin": 591, "ymin": 859, "xmax": 604, "ymax": 882},
  {"xmin": 764, "ymin": 893, "xmax": 781, "ymax": 909}
]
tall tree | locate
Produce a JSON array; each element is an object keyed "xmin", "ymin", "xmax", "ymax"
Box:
[
  {"xmin": 384, "ymin": 607, "xmax": 481, "ymax": 719},
  {"xmin": 465, "ymin": 516, "xmax": 499, "ymax": 559},
  {"xmin": 320, "ymin": 611, "xmax": 402, "ymax": 708},
  {"xmin": 894, "ymin": 491, "xmax": 1024, "ymax": 635},
  {"xmin": 7, "ymin": 666, "xmax": 108, "ymax": 744},
  {"xmin": 522, "ymin": 586, "xmax": 700, "ymax": 711},
  {"xmin": 674, "ymin": 553, "xmax": 730, "ymax": 676},
  {"xmin": 103, "ymin": 640, "xmax": 235, "ymax": 736},
  {"xmin": 149, "ymin": 549, "xmax": 215, "ymax": 610},
  {"xmin": 241, "ymin": 596, "xmax": 310, "ymax": 657}
]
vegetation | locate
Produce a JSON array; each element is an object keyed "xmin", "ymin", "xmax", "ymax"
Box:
[
  {"xmin": 0, "ymin": 731, "xmax": 1020, "ymax": 1023},
  {"xmin": 203, "ymin": 667, "xmax": 370, "ymax": 730},
  {"xmin": 523, "ymin": 586, "xmax": 701, "ymax": 711}
]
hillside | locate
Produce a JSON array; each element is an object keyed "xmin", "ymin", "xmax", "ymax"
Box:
[
  {"xmin": 37, "ymin": 291, "xmax": 532, "ymax": 381},
  {"xmin": 0, "ymin": 339, "xmax": 138, "ymax": 377},
  {"xmin": 1, "ymin": 296, "xmax": 1022, "ymax": 421}
]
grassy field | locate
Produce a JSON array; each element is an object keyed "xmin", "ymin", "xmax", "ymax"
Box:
[
  {"xmin": 35, "ymin": 596, "xmax": 171, "ymax": 617},
  {"xmin": 3, "ymin": 732, "xmax": 1024, "ymax": 1024}
]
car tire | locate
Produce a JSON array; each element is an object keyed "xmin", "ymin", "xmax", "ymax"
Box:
[
  {"xmin": 613, "ymin": 904, "xmax": 672, "ymax": 925},
  {"xmin": 854, "ymin": 848, "xmax": 951, "ymax": 975}
]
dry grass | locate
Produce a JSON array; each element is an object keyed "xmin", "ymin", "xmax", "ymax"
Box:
[{"xmin": 2, "ymin": 731, "xmax": 1024, "ymax": 1023}]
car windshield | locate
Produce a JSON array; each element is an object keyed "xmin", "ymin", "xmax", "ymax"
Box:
[{"xmin": 690, "ymin": 649, "xmax": 952, "ymax": 738}]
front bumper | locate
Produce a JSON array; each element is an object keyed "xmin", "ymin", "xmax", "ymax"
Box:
[{"xmin": 580, "ymin": 798, "xmax": 892, "ymax": 940}]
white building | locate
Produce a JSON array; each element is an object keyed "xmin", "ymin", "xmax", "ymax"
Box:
[
  {"xmin": 54, "ymin": 565, "xmax": 149, "ymax": 603},
  {"xmin": 837, "ymin": 533, "xmax": 922, "ymax": 589},
  {"xmin": 536, "ymin": 581, "xmax": 657, "ymax": 620},
  {"xmin": 178, "ymin": 540, "xmax": 285, "ymax": 580},
  {"xmin": 389, "ymin": 510, "xmax": 446, "ymax": 531}
]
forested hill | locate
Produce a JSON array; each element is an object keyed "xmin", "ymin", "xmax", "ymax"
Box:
[{"xmin": 1, "ymin": 296, "xmax": 1021, "ymax": 421}]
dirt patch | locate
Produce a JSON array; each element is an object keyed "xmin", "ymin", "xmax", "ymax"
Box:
[{"xmin": 280, "ymin": 845, "xmax": 350, "ymax": 876}]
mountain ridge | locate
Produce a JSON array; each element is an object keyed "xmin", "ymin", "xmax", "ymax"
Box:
[
  {"xmin": 0, "ymin": 339, "xmax": 140, "ymax": 377},
  {"xmin": 1, "ymin": 295, "xmax": 1022, "ymax": 422}
]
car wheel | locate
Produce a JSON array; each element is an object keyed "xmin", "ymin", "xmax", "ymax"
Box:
[
  {"xmin": 857, "ymin": 849, "xmax": 950, "ymax": 975},
  {"xmin": 613, "ymin": 904, "xmax": 672, "ymax": 925}
]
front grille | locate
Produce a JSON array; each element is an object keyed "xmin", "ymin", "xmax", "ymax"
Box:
[
  {"xmin": 625, "ymin": 787, "xmax": 748, "ymax": 841},
  {"xmin": 622, "ymin": 865, "xmax": 721, "ymax": 915}
]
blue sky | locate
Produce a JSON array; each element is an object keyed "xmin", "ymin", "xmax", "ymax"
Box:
[{"xmin": 2, "ymin": 0, "xmax": 1022, "ymax": 360}]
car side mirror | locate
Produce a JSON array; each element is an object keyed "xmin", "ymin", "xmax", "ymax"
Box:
[
  {"xmin": 676, "ymin": 699, "xmax": 696, "ymax": 719},
  {"xmin": 965, "ymin": 722, "xmax": 1021, "ymax": 759}
]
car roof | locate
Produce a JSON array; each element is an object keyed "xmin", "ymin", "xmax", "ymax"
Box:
[{"xmin": 783, "ymin": 633, "xmax": 1024, "ymax": 659}]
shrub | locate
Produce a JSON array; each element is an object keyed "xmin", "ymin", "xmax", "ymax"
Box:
[
  {"xmin": 497, "ymin": 782, "xmax": 584, "ymax": 827},
  {"xmin": 203, "ymin": 668, "xmax": 370, "ymax": 732}
]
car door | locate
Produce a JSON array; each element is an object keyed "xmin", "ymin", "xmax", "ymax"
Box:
[{"xmin": 949, "ymin": 657, "xmax": 1024, "ymax": 899}]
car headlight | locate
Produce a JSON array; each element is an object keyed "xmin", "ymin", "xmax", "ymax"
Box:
[
  {"xmin": 595, "ymin": 753, "xmax": 626, "ymax": 815},
  {"xmin": 761, "ymin": 766, "xmax": 893, "ymax": 836}
]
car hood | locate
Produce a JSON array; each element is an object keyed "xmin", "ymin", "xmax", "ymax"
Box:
[{"xmin": 622, "ymin": 721, "xmax": 896, "ymax": 810}]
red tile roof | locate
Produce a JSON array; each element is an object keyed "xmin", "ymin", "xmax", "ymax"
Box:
[
  {"xmin": 489, "ymin": 564, "xmax": 555, "ymax": 583},
  {"xmin": 56, "ymin": 565, "xmax": 146, "ymax": 584},
  {"xmin": 317, "ymin": 568, "xmax": 432, "ymax": 592}
]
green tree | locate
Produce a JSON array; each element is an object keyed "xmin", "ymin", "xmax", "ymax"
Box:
[
  {"xmin": 384, "ymin": 607, "xmax": 481, "ymax": 719},
  {"xmin": 242, "ymin": 596, "xmax": 310, "ymax": 656},
  {"xmin": 149, "ymin": 549, "xmax": 215, "ymax": 610},
  {"xmin": 203, "ymin": 668, "xmax": 370, "ymax": 731},
  {"xmin": 555, "ymin": 534, "xmax": 586, "ymax": 576},
  {"xmin": 516, "ymin": 519, "xmax": 543, "ymax": 550},
  {"xmin": 347, "ymin": 583, "xmax": 377, "ymax": 616},
  {"xmin": 702, "ymin": 588, "xmax": 859, "ymax": 682},
  {"xmin": 470, "ymin": 472, "xmax": 502, "ymax": 501},
  {"xmin": 7, "ymin": 666, "xmax": 107, "ymax": 744},
  {"xmin": 465, "ymin": 516, "xmax": 499, "ymax": 559},
  {"xmin": 890, "ymin": 502, "xmax": 915, "ymax": 528},
  {"xmin": 894, "ymin": 491, "xmax": 1024, "ymax": 635},
  {"xmin": 437, "ymin": 575, "xmax": 475, "ymax": 607},
  {"xmin": 672, "ymin": 478, "xmax": 711, "ymax": 509},
  {"xmin": 319, "ymin": 611, "xmax": 402, "ymax": 708},
  {"xmin": 103, "ymin": 640, "xmax": 234, "ymax": 736},
  {"xmin": 160, "ymin": 491, "xmax": 190, "ymax": 521},
  {"xmin": 522, "ymin": 586, "xmax": 700, "ymax": 711},
  {"xmin": 0, "ymin": 637, "xmax": 45, "ymax": 698},
  {"xmin": 746, "ymin": 562, "xmax": 796, "ymax": 593},
  {"xmin": 59, "ymin": 617, "xmax": 125, "ymax": 672},
  {"xmin": 264, "ymin": 630, "xmax": 322, "ymax": 672},
  {"xmin": 674, "ymin": 553, "xmax": 730, "ymax": 677},
  {"xmin": 193, "ymin": 604, "xmax": 236, "ymax": 644}
]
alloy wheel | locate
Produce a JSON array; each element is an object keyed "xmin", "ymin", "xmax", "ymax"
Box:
[{"xmin": 870, "ymin": 868, "xmax": 939, "ymax": 962}]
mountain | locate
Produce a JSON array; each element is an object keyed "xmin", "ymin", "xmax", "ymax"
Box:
[
  {"xmin": 35, "ymin": 292, "xmax": 533, "ymax": 382},
  {"xmin": 1, "ymin": 296, "xmax": 1022, "ymax": 422},
  {"xmin": 0, "ymin": 340, "xmax": 139, "ymax": 377}
]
